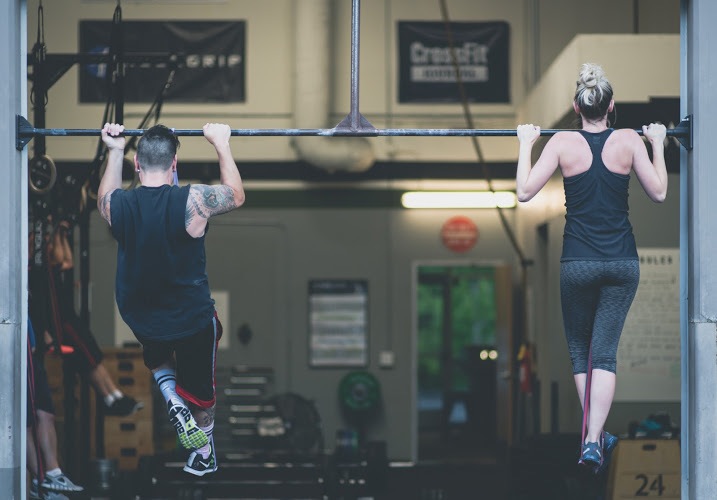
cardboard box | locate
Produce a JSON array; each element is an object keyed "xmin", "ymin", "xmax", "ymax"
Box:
[{"xmin": 608, "ymin": 439, "xmax": 680, "ymax": 499}]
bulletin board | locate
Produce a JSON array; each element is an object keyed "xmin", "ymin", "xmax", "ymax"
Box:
[{"xmin": 308, "ymin": 280, "xmax": 368, "ymax": 367}]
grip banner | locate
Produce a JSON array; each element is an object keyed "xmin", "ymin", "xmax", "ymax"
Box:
[{"xmin": 79, "ymin": 20, "xmax": 246, "ymax": 103}]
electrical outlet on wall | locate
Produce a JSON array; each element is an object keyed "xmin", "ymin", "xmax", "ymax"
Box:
[{"xmin": 379, "ymin": 350, "xmax": 395, "ymax": 368}]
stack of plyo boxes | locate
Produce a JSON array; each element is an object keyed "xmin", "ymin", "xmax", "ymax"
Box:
[
  {"xmin": 44, "ymin": 345, "xmax": 154, "ymax": 472},
  {"xmin": 94, "ymin": 346, "xmax": 154, "ymax": 471}
]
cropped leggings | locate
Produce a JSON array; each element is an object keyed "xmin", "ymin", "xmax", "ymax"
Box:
[{"xmin": 560, "ymin": 259, "xmax": 640, "ymax": 374}]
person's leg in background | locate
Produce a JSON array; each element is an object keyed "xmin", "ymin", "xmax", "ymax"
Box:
[
  {"xmin": 61, "ymin": 318, "xmax": 144, "ymax": 416},
  {"xmin": 27, "ymin": 348, "xmax": 83, "ymax": 499}
]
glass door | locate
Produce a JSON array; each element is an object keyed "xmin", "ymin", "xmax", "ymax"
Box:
[{"xmin": 416, "ymin": 264, "xmax": 501, "ymax": 461}]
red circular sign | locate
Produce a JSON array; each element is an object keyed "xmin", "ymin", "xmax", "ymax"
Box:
[{"xmin": 441, "ymin": 216, "xmax": 478, "ymax": 253}]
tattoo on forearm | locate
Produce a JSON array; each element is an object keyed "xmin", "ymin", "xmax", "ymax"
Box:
[{"xmin": 99, "ymin": 192, "xmax": 112, "ymax": 223}]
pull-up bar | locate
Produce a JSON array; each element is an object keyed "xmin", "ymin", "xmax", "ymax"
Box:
[{"xmin": 15, "ymin": 115, "xmax": 694, "ymax": 151}]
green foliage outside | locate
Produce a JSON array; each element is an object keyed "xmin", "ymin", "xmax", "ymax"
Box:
[{"xmin": 418, "ymin": 266, "xmax": 497, "ymax": 393}]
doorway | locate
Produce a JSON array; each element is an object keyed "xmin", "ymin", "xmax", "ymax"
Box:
[{"xmin": 415, "ymin": 263, "xmax": 513, "ymax": 462}]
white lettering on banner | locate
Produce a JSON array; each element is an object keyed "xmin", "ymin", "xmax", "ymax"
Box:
[
  {"xmin": 185, "ymin": 54, "xmax": 242, "ymax": 69},
  {"xmin": 124, "ymin": 54, "xmax": 242, "ymax": 71},
  {"xmin": 409, "ymin": 42, "xmax": 490, "ymax": 83},
  {"xmin": 411, "ymin": 65, "xmax": 489, "ymax": 83},
  {"xmin": 410, "ymin": 41, "xmax": 489, "ymax": 65}
]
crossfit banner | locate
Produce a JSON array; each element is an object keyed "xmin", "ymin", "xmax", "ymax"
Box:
[
  {"xmin": 79, "ymin": 20, "xmax": 245, "ymax": 103},
  {"xmin": 398, "ymin": 21, "xmax": 509, "ymax": 103}
]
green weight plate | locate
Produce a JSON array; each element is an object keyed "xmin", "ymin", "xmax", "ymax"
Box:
[{"xmin": 338, "ymin": 371, "xmax": 381, "ymax": 413}]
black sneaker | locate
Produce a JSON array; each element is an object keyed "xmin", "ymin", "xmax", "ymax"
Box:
[
  {"xmin": 183, "ymin": 440, "xmax": 218, "ymax": 476},
  {"xmin": 168, "ymin": 399, "xmax": 208, "ymax": 449},
  {"xmin": 595, "ymin": 431, "xmax": 618, "ymax": 475},
  {"xmin": 578, "ymin": 440, "xmax": 603, "ymax": 470},
  {"xmin": 105, "ymin": 395, "xmax": 144, "ymax": 417}
]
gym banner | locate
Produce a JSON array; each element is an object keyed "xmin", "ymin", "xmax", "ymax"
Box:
[
  {"xmin": 79, "ymin": 20, "xmax": 245, "ymax": 103},
  {"xmin": 398, "ymin": 21, "xmax": 509, "ymax": 103}
]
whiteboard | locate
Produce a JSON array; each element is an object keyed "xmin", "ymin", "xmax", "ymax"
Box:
[{"xmin": 614, "ymin": 248, "xmax": 680, "ymax": 402}]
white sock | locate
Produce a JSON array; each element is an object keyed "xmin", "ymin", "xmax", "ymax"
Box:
[
  {"xmin": 46, "ymin": 468, "xmax": 62, "ymax": 478},
  {"xmin": 104, "ymin": 394, "xmax": 116, "ymax": 406},
  {"xmin": 112, "ymin": 389, "xmax": 123, "ymax": 399},
  {"xmin": 153, "ymin": 368, "xmax": 180, "ymax": 405}
]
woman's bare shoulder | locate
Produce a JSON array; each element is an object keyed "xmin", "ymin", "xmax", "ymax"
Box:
[
  {"xmin": 549, "ymin": 130, "xmax": 584, "ymax": 146},
  {"xmin": 612, "ymin": 128, "xmax": 641, "ymax": 140},
  {"xmin": 608, "ymin": 128, "xmax": 643, "ymax": 149}
]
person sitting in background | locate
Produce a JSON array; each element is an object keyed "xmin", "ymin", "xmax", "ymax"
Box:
[{"xmin": 29, "ymin": 222, "xmax": 144, "ymax": 417}]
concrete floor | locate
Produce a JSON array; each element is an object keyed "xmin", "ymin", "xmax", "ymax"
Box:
[{"xmin": 60, "ymin": 433, "xmax": 619, "ymax": 500}]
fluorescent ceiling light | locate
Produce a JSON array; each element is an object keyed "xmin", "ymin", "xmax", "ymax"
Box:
[{"xmin": 401, "ymin": 191, "xmax": 517, "ymax": 209}]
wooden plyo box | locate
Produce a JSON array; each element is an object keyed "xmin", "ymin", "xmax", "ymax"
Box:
[
  {"xmin": 101, "ymin": 417, "xmax": 154, "ymax": 471},
  {"xmin": 101, "ymin": 347, "xmax": 153, "ymax": 397},
  {"xmin": 607, "ymin": 439, "xmax": 680, "ymax": 499},
  {"xmin": 43, "ymin": 347, "xmax": 155, "ymax": 472}
]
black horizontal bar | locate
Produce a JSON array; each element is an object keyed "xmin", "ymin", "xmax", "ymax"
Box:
[
  {"xmin": 17, "ymin": 125, "xmax": 689, "ymax": 138},
  {"xmin": 16, "ymin": 115, "xmax": 693, "ymax": 149}
]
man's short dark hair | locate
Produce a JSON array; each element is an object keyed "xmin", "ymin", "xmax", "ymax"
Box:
[{"xmin": 136, "ymin": 124, "xmax": 180, "ymax": 172}]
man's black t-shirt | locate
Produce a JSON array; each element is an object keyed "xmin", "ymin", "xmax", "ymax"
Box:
[{"xmin": 110, "ymin": 184, "xmax": 215, "ymax": 342}]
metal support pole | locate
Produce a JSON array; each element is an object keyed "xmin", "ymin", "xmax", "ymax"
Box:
[
  {"xmin": 1, "ymin": 1, "xmax": 27, "ymax": 498},
  {"xmin": 679, "ymin": 2, "xmax": 689, "ymax": 497},
  {"xmin": 350, "ymin": 0, "xmax": 360, "ymax": 129},
  {"xmin": 686, "ymin": 0, "xmax": 717, "ymax": 498}
]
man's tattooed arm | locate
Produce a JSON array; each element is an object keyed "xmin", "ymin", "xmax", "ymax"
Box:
[
  {"xmin": 99, "ymin": 191, "xmax": 113, "ymax": 225},
  {"xmin": 185, "ymin": 184, "xmax": 238, "ymax": 229}
]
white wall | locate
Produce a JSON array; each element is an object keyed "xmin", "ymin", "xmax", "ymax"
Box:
[{"xmin": 25, "ymin": 0, "xmax": 677, "ymax": 167}]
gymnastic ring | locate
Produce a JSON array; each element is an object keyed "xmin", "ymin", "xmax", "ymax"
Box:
[{"xmin": 28, "ymin": 154, "xmax": 57, "ymax": 195}]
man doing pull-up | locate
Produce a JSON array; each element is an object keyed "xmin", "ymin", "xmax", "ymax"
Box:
[{"xmin": 97, "ymin": 122, "xmax": 245, "ymax": 476}]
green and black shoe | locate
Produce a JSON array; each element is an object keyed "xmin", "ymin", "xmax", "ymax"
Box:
[{"xmin": 167, "ymin": 399, "xmax": 208, "ymax": 450}]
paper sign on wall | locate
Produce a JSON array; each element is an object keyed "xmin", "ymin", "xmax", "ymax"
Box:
[{"xmin": 615, "ymin": 248, "xmax": 680, "ymax": 402}]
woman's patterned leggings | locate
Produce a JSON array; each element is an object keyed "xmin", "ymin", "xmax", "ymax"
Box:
[{"xmin": 560, "ymin": 259, "xmax": 640, "ymax": 374}]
